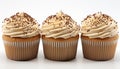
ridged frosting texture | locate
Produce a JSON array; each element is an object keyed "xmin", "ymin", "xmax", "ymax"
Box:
[
  {"xmin": 81, "ymin": 12, "xmax": 118, "ymax": 38},
  {"xmin": 2, "ymin": 12, "xmax": 40, "ymax": 38},
  {"xmin": 40, "ymin": 11, "xmax": 80, "ymax": 39}
]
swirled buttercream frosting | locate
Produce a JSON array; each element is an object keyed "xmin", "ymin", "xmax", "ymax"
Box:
[
  {"xmin": 41, "ymin": 11, "xmax": 80, "ymax": 39},
  {"xmin": 81, "ymin": 12, "xmax": 118, "ymax": 38},
  {"xmin": 2, "ymin": 12, "xmax": 40, "ymax": 38}
]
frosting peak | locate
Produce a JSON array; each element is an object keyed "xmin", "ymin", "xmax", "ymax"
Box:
[
  {"xmin": 41, "ymin": 11, "xmax": 80, "ymax": 39},
  {"xmin": 2, "ymin": 12, "xmax": 40, "ymax": 38},
  {"xmin": 81, "ymin": 12, "xmax": 118, "ymax": 38}
]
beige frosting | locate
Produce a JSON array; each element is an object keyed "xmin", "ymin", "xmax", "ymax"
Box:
[
  {"xmin": 40, "ymin": 11, "xmax": 80, "ymax": 39},
  {"xmin": 2, "ymin": 12, "xmax": 40, "ymax": 38},
  {"xmin": 81, "ymin": 12, "xmax": 118, "ymax": 38}
]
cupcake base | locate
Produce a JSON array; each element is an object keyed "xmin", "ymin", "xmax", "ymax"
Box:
[
  {"xmin": 42, "ymin": 35, "xmax": 79, "ymax": 61},
  {"xmin": 81, "ymin": 35, "xmax": 118, "ymax": 61},
  {"xmin": 2, "ymin": 35, "xmax": 40, "ymax": 61}
]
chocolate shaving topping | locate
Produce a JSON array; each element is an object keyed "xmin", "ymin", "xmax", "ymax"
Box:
[
  {"xmin": 87, "ymin": 29, "xmax": 90, "ymax": 32},
  {"xmin": 43, "ymin": 11, "xmax": 74, "ymax": 26},
  {"xmin": 82, "ymin": 12, "xmax": 117, "ymax": 27}
]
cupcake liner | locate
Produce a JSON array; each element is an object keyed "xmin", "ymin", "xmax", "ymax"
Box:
[
  {"xmin": 81, "ymin": 36, "xmax": 118, "ymax": 61},
  {"xmin": 3, "ymin": 35, "xmax": 40, "ymax": 61},
  {"xmin": 42, "ymin": 37, "xmax": 79, "ymax": 61}
]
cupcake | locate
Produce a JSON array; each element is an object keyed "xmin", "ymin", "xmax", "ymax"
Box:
[
  {"xmin": 81, "ymin": 12, "xmax": 119, "ymax": 60},
  {"xmin": 2, "ymin": 12, "xmax": 40, "ymax": 61},
  {"xmin": 40, "ymin": 11, "xmax": 80, "ymax": 61}
]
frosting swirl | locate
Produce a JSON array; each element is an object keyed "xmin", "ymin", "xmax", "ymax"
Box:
[
  {"xmin": 41, "ymin": 11, "xmax": 80, "ymax": 39},
  {"xmin": 2, "ymin": 12, "xmax": 40, "ymax": 38},
  {"xmin": 81, "ymin": 12, "xmax": 118, "ymax": 38}
]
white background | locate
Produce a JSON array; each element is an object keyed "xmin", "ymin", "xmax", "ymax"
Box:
[{"xmin": 0, "ymin": 0, "xmax": 120, "ymax": 69}]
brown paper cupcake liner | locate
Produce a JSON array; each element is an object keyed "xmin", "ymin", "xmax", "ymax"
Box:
[
  {"xmin": 81, "ymin": 36, "xmax": 118, "ymax": 61},
  {"xmin": 3, "ymin": 39, "xmax": 40, "ymax": 61},
  {"xmin": 42, "ymin": 38, "xmax": 78, "ymax": 61}
]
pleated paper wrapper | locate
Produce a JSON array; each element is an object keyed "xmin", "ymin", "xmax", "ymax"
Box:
[
  {"xmin": 3, "ymin": 35, "xmax": 40, "ymax": 61},
  {"xmin": 81, "ymin": 35, "xmax": 118, "ymax": 61},
  {"xmin": 42, "ymin": 35, "xmax": 79, "ymax": 61}
]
